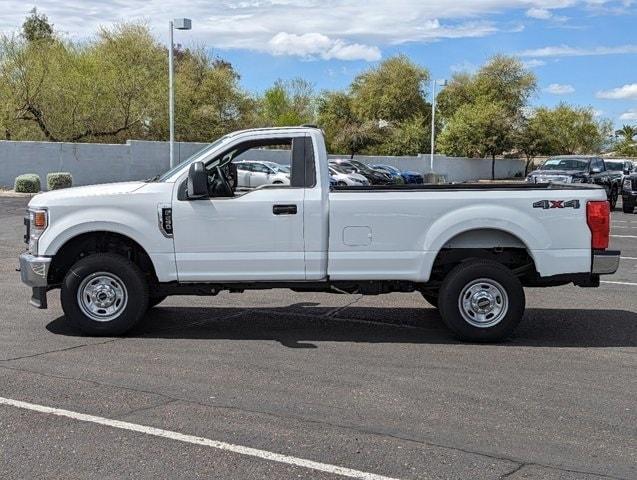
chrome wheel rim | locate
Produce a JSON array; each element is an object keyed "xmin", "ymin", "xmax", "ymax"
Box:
[
  {"xmin": 77, "ymin": 272, "xmax": 128, "ymax": 322},
  {"xmin": 458, "ymin": 278, "xmax": 508, "ymax": 328}
]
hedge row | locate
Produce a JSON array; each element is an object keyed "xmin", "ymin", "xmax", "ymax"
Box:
[{"xmin": 13, "ymin": 172, "xmax": 73, "ymax": 193}]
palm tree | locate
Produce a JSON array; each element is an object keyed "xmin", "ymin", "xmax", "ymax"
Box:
[{"xmin": 615, "ymin": 124, "xmax": 637, "ymax": 142}]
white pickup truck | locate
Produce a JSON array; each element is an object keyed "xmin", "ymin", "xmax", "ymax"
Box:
[{"xmin": 19, "ymin": 126, "xmax": 620, "ymax": 341}]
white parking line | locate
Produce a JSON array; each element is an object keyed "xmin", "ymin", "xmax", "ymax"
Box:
[
  {"xmin": 601, "ymin": 280, "xmax": 637, "ymax": 287},
  {"xmin": 0, "ymin": 396, "xmax": 399, "ymax": 480},
  {"xmin": 621, "ymin": 256, "xmax": 637, "ymax": 260},
  {"xmin": 611, "ymin": 235, "xmax": 637, "ymax": 239}
]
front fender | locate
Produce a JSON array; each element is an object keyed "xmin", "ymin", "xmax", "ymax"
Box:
[{"xmin": 39, "ymin": 207, "xmax": 177, "ymax": 282}]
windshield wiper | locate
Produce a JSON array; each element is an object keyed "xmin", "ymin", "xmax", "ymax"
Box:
[{"xmin": 145, "ymin": 175, "xmax": 160, "ymax": 182}]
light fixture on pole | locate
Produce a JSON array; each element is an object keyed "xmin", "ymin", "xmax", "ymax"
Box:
[
  {"xmin": 169, "ymin": 17, "xmax": 192, "ymax": 169},
  {"xmin": 430, "ymin": 78, "xmax": 447, "ymax": 173}
]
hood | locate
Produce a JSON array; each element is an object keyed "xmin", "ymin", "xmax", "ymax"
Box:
[{"xmin": 29, "ymin": 181, "xmax": 146, "ymax": 208}]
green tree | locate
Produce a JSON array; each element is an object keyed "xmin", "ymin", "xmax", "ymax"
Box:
[
  {"xmin": 438, "ymin": 99, "xmax": 514, "ymax": 179},
  {"xmin": 437, "ymin": 56, "xmax": 536, "ymax": 120},
  {"xmin": 22, "ymin": 8, "xmax": 53, "ymax": 43},
  {"xmin": 616, "ymin": 124, "xmax": 636, "ymax": 142},
  {"xmin": 614, "ymin": 125, "xmax": 637, "ymax": 156},
  {"xmin": 514, "ymin": 117, "xmax": 549, "ymax": 175},
  {"xmin": 375, "ymin": 115, "xmax": 430, "ymax": 156},
  {"xmin": 528, "ymin": 104, "xmax": 611, "ymax": 155},
  {"xmin": 350, "ymin": 55, "xmax": 429, "ymax": 123},
  {"xmin": 0, "ymin": 16, "xmax": 254, "ymax": 143},
  {"xmin": 258, "ymin": 78, "xmax": 315, "ymax": 127}
]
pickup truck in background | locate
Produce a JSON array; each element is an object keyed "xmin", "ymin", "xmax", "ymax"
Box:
[
  {"xmin": 19, "ymin": 127, "xmax": 620, "ymax": 342},
  {"xmin": 526, "ymin": 155, "xmax": 622, "ymax": 210}
]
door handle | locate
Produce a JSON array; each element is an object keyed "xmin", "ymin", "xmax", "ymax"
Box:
[{"xmin": 273, "ymin": 204, "xmax": 297, "ymax": 215}]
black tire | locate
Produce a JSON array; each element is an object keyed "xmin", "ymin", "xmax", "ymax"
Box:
[
  {"xmin": 609, "ymin": 186, "xmax": 618, "ymax": 210},
  {"xmin": 61, "ymin": 253, "xmax": 149, "ymax": 336},
  {"xmin": 337, "ymin": 181, "xmax": 347, "ymax": 186},
  {"xmin": 623, "ymin": 198, "xmax": 635, "ymax": 214},
  {"xmin": 420, "ymin": 291, "xmax": 438, "ymax": 308},
  {"xmin": 438, "ymin": 260, "xmax": 525, "ymax": 342},
  {"xmin": 148, "ymin": 294, "xmax": 168, "ymax": 308}
]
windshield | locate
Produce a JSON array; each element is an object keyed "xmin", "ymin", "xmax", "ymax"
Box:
[
  {"xmin": 157, "ymin": 134, "xmax": 230, "ymax": 182},
  {"xmin": 604, "ymin": 162, "xmax": 624, "ymax": 171},
  {"xmin": 540, "ymin": 158, "xmax": 589, "ymax": 171}
]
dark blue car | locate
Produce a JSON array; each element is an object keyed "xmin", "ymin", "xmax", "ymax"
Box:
[{"xmin": 373, "ymin": 164, "xmax": 423, "ymax": 184}]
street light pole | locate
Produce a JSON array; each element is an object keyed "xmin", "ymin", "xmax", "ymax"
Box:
[
  {"xmin": 168, "ymin": 18, "xmax": 192, "ymax": 169},
  {"xmin": 168, "ymin": 20, "xmax": 175, "ymax": 169},
  {"xmin": 430, "ymin": 79, "xmax": 447, "ymax": 173}
]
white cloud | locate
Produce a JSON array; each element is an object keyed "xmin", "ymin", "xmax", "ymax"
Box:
[
  {"xmin": 526, "ymin": 8, "xmax": 553, "ymax": 18},
  {"xmin": 520, "ymin": 44, "xmax": 637, "ymax": 57},
  {"xmin": 0, "ymin": 1, "xmax": 630, "ymax": 62},
  {"xmin": 596, "ymin": 83, "xmax": 637, "ymax": 100},
  {"xmin": 620, "ymin": 109, "xmax": 637, "ymax": 120},
  {"xmin": 522, "ymin": 59, "xmax": 547, "ymax": 68},
  {"xmin": 544, "ymin": 83, "xmax": 575, "ymax": 94},
  {"xmin": 268, "ymin": 32, "xmax": 380, "ymax": 61}
]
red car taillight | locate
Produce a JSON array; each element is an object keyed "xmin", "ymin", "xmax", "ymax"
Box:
[{"xmin": 587, "ymin": 201, "xmax": 610, "ymax": 250}]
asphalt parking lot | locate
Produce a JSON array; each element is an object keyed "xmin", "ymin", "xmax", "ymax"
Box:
[{"xmin": 1, "ymin": 195, "xmax": 635, "ymax": 480}]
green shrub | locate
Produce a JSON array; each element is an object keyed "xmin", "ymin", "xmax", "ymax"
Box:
[
  {"xmin": 47, "ymin": 172, "xmax": 73, "ymax": 190},
  {"xmin": 14, "ymin": 174, "xmax": 41, "ymax": 193}
]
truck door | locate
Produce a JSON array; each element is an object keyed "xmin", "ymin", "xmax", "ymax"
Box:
[{"xmin": 171, "ymin": 134, "xmax": 314, "ymax": 282}]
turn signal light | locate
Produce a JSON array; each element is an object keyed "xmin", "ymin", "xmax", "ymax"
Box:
[
  {"xmin": 586, "ymin": 201, "xmax": 610, "ymax": 250},
  {"xmin": 33, "ymin": 211, "xmax": 47, "ymax": 229}
]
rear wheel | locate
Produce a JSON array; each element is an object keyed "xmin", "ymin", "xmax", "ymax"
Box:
[
  {"xmin": 61, "ymin": 253, "xmax": 148, "ymax": 336},
  {"xmin": 623, "ymin": 197, "xmax": 635, "ymax": 214},
  {"xmin": 438, "ymin": 260, "xmax": 525, "ymax": 342}
]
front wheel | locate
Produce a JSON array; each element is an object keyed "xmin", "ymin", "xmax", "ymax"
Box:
[
  {"xmin": 438, "ymin": 260, "xmax": 525, "ymax": 342},
  {"xmin": 61, "ymin": 253, "xmax": 149, "ymax": 336}
]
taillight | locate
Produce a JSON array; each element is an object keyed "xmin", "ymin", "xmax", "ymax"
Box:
[{"xmin": 586, "ymin": 201, "xmax": 610, "ymax": 250}]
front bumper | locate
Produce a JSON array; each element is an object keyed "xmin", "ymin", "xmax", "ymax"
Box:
[
  {"xmin": 592, "ymin": 250, "xmax": 620, "ymax": 275},
  {"xmin": 18, "ymin": 253, "xmax": 51, "ymax": 308}
]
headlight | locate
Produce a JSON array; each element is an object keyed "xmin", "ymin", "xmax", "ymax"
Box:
[
  {"xmin": 27, "ymin": 208, "xmax": 48, "ymax": 254},
  {"xmin": 625, "ymin": 178, "xmax": 633, "ymax": 191}
]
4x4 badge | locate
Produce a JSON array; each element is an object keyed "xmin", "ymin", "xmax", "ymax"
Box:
[{"xmin": 533, "ymin": 200, "xmax": 580, "ymax": 209}]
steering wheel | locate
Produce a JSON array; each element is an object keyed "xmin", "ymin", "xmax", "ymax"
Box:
[{"xmin": 215, "ymin": 166, "xmax": 233, "ymax": 197}]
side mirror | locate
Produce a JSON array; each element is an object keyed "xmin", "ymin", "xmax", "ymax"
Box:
[
  {"xmin": 590, "ymin": 167, "xmax": 601, "ymax": 174},
  {"xmin": 624, "ymin": 169, "xmax": 631, "ymax": 175},
  {"xmin": 187, "ymin": 161, "xmax": 208, "ymax": 199}
]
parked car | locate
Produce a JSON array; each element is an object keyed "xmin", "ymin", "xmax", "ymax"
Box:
[
  {"xmin": 330, "ymin": 159, "xmax": 392, "ymax": 185},
  {"xmin": 329, "ymin": 166, "xmax": 369, "ymax": 186},
  {"xmin": 370, "ymin": 165, "xmax": 404, "ymax": 184},
  {"xmin": 622, "ymin": 171, "xmax": 637, "ymax": 213},
  {"xmin": 373, "ymin": 164, "xmax": 423, "ymax": 184},
  {"xmin": 604, "ymin": 159, "xmax": 633, "ymax": 183},
  {"xmin": 19, "ymin": 126, "xmax": 619, "ymax": 342},
  {"xmin": 235, "ymin": 160, "xmax": 290, "ymax": 188},
  {"xmin": 526, "ymin": 155, "xmax": 622, "ymax": 209}
]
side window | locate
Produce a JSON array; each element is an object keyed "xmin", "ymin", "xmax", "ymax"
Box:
[{"xmin": 231, "ymin": 139, "xmax": 293, "ymax": 191}]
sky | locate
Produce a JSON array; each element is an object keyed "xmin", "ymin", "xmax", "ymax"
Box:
[{"xmin": 1, "ymin": 1, "xmax": 636, "ymax": 127}]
